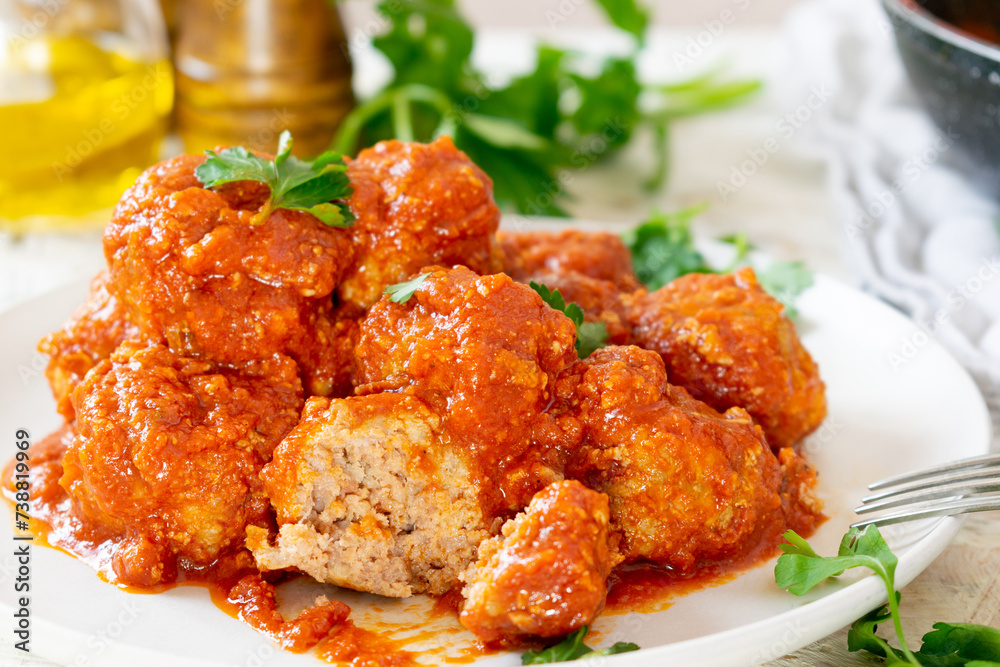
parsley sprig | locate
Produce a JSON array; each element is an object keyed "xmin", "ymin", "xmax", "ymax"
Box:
[
  {"xmin": 384, "ymin": 273, "xmax": 430, "ymax": 304},
  {"xmin": 195, "ymin": 130, "xmax": 355, "ymax": 228},
  {"xmin": 776, "ymin": 527, "xmax": 1000, "ymax": 666},
  {"xmin": 623, "ymin": 205, "xmax": 815, "ymax": 316},
  {"xmin": 529, "ymin": 282, "xmax": 608, "ymax": 359},
  {"xmin": 333, "ymin": 0, "xmax": 760, "ymax": 215},
  {"xmin": 521, "ymin": 626, "xmax": 639, "ymax": 664}
]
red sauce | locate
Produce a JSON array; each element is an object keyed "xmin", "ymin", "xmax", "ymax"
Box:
[{"xmin": 315, "ymin": 622, "xmax": 418, "ymax": 666}]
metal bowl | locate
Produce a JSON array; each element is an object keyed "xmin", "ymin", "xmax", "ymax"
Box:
[{"xmin": 883, "ymin": 0, "xmax": 1000, "ymax": 196}]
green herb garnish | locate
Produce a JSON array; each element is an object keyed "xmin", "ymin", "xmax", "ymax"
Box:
[
  {"xmin": 776, "ymin": 527, "xmax": 1000, "ymax": 666},
  {"xmin": 756, "ymin": 260, "xmax": 814, "ymax": 319},
  {"xmin": 530, "ymin": 282, "xmax": 608, "ymax": 359},
  {"xmin": 384, "ymin": 273, "xmax": 430, "ymax": 304},
  {"xmin": 195, "ymin": 130, "xmax": 355, "ymax": 228},
  {"xmin": 333, "ymin": 0, "xmax": 760, "ymax": 215},
  {"xmin": 622, "ymin": 203, "xmax": 713, "ymax": 290},
  {"xmin": 624, "ymin": 206, "xmax": 815, "ymax": 317},
  {"xmin": 521, "ymin": 626, "xmax": 639, "ymax": 664}
]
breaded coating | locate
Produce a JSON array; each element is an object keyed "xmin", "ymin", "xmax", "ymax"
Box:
[
  {"xmin": 39, "ymin": 271, "xmax": 136, "ymax": 420},
  {"xmin": 558, "ymin": 346, "xmax": 786, "ymax": 572},
  {"xmin": 103, "ymin": 153, "xmax": 355, "ymax": 372},
  {"xmin": 62, "ymin": 343, "xmax": 303, "ymax": 586},
  {"xmin": 522, "ymin": 271, "xmax": 633, "ymax": 345},
  {"xmin": 248, "ymin": 393, "xmax": 493, "ymax": 598},
  {"xmin": 459, "ymin": 480, "xmax": 620, "ymax": 646},
  {"xmin": 628, "ymin": 267, "xmax": 826, "ymax": 448},
  {"xmin": 497, "ymin": 229, "xmax": 641, "ymax": 293},
  {"xmin": 354, "ymin": 266, "xmax": 581, "ymax": 516},
  {"xmin": 338, "ymin": 137, "xmax": 505, "ymax": 310}
]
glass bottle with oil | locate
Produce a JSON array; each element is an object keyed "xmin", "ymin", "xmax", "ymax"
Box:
[{"xmin": 0, "ymin": 0, "xmax": 173, "ymax": 230}]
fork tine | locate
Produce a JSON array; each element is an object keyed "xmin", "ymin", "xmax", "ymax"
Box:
[
  {"xmin": 861, "ymin": 467, "xmax": 1000, "ymax": 504},
  {"xmin": 867, "ymin": 453, "xmax": 1000, "ymax": 490},
  {"xmin": 856, "ymin": 478, "xmax": 1000, "ymax": 513},
  {"xmin": 851, "ymin": 494, "xmax": 1000, "ymax": 528}
]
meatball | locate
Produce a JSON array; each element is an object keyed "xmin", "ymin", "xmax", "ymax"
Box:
[
  {"xmin": 39, "ymin": 271, "xmax": 136, "ymax": 420},
  {"xmin": 628, "ymin": 267, "xmax": 827, "ymax": 448},
  {"xmin": 248, "ymin": 393, "xmax": 494, "ymax": 598},
  {"xmin": 338, "ymin": 137, "xmax": 505, "ymax": 311},
  {"xmin": 103, "ymin": 153, "xmax": 356, "ymax": 370},
  {"xmin": 522, "ymin": 271, "xmax": 633, "ymax": 345},
  {"xmin": 354, "ymin": 265, "xmax": 581, "ymax": 516},
  {"xmin": 62, "ymin": 343, "xmax": 303, "ymax": 586},
  {"xmin": 497, "ymin": 229, "xmax": 641, "ymax": 293},
  {"xmin": 459, "ymin": 480, "xmax": 620, "ymax": 646},
  {"xmin": 558, "ymin": 345, "xmax": 789, "ymax": 572}
]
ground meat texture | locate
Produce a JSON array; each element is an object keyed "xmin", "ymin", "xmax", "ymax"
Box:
[
  {"xmin": 459, "ymin": 480, "xmax": 620, "ymax": 646},
  {"xmin": 62, "ymin": 343, "xmax": 303, "ymax": 587},
  {"xmin": 521, "ymin": 271, "xmax": 633, "ymax": 345},
  {"xmin": 39, "ymin": 271, "xmax": 136, "ymax": 420},
  {"xmin": 338, "ymin": 137, "xmax": 504, "ymax": 311},
  {"xmin": 248, "ymin": 393, "xmax": 493, "ymax": 598},
  {"xmin": 558, "ymin": 346, "xmax": 790, "ymax": 573},
  {"xmin": 103, "ymin": 153, "xmax": 355, "ymax": 369},
  {"xmin": 497, "ymin": 229, "xmax": 641, "ymax": 293},
  {"xmin": 353, "ymin": 266, "xmax": 582, "ymax": 516},
  {"xmin": 628, "ymin": 267, "xmax": 827, "ymax": 449}
]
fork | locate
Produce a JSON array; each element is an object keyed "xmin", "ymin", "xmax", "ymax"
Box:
[{"xmin": 852, "ymin": 452, "xmax": 1000, "ymax": 528}]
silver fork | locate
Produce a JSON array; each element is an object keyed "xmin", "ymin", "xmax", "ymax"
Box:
[{"xmin": 852, "ymin": 452, "xmax": 1000, "ymax": 528}]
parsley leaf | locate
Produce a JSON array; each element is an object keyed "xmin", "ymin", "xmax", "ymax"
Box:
[
  {"xmin": 624, "ymin": 206, "xmax": 815, "ymax": 318},
  {"xmin": 195, "ymin": 130, "xmax": 354, "ymax": 228},
  {"xmin": 592, "ymin": 0, "xmax": 650, "ymax": 44},
  {"xmin": 384, "ymin": 273, "xmax": 430, "ymax": 304},
  {"xmin": 622, "ymin": 204, "xmax": 713, "ymax": 290},
  {"xmin": 773, "ymin": 527, "xmax": 1000, "ymax": 666},
  {"xmin": 756, "ymin": 261, "xmax": 814, "ymax": 319},
  {"xmin": 530, "ymin": 282, "xmax": 608, "ymax": 359},
  {"xmin": 333, "ymin": 1, "xmax": 761, "ymax": 215},
  {"xmin": 521, "ymin": 626, "xmax": 639, "ymax": 664}
]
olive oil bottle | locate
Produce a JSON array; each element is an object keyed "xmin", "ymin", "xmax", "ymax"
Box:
[{"xmin": 0, "ymin": 1, "xmax": 172, "ymax": 229}]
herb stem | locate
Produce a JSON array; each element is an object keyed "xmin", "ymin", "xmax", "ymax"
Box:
[{"xmin": 392, "ymin": 90, "xmax": 415, "ymax": 142}]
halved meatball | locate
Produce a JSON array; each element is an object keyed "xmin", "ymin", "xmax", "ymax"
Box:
[{"xmin": 248, "ymin": 393, "xmax": 493, "ymax": 598}]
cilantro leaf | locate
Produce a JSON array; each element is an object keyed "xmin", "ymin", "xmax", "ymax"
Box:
[
  {"xmin": 521, "ymin": 626, "xmax": 639, "ymax": 664},
  {"xmin": 384, "ymin": 273, "xmax": 430, "ymax": 304},
  {"xmin": 530, "ymin": 282, "xmax": 608, "ymax": 359},
  {"xmin": 195, "ymin": 131, "xmax": 354, "ymax": 228},
  {"xmin": 622, "ymin": 204, "xmax": 713, "ymax": 290}
]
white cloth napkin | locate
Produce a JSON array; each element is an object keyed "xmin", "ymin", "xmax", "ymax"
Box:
[{"xmin": 783, "ymin": 0, "xmax": 1000, "ymax": 412}]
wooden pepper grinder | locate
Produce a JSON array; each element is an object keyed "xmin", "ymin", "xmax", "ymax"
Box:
[{"xmin": 172, "ymin": 0, "xmax": 354, "ymax": 157}]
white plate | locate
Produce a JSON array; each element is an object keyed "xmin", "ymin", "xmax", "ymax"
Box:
[{"xmin": 0, "ymin": 262, "xmax": 991, "ymax": 667}]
